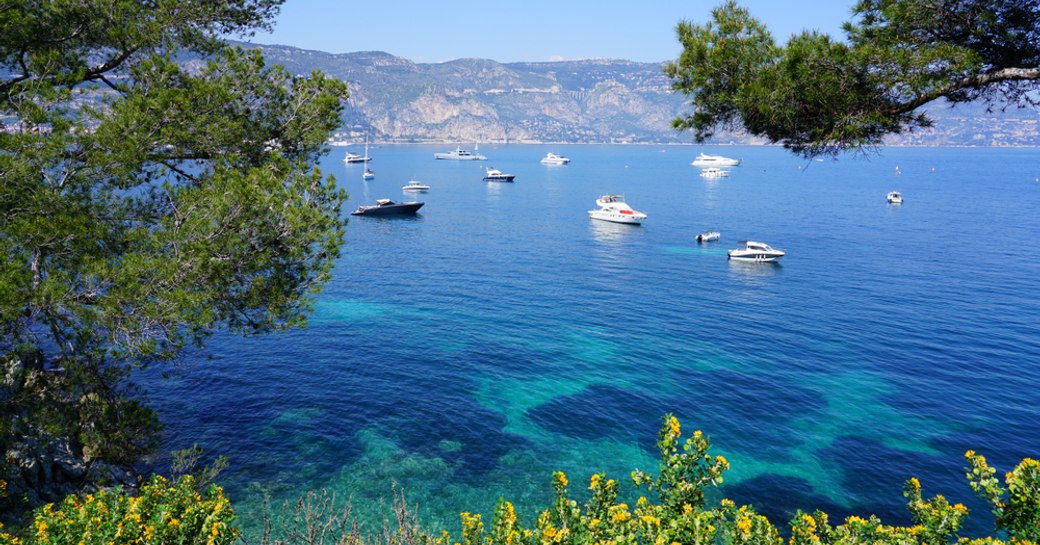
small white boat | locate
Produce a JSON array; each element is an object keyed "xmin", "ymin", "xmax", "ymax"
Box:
[
  {"xmin": 483, "ymin": 167, "xmax": 516, "ymax": 182},
  {"xmin": 360, "ymin": 137, "xmax": 374, "ymax": 178},
  {"xmin": 540, "ymin": 152, "xmax": 571, "ymax": 165},
  {"xmin": 696, "ymin": 230, "xmax": 720, "ymax": 243},
  {"xmin": 886, "ymin": 191, "xmax": 903, "ymax": 204},
  {"xmin": 728, "ymin": 240, "xmax": 785, "ymax": 262},
  {"xmin": 691, "ymin": 153, "xmax": 740, "ymax": 167},
  {"xmin": 588, "ymin": 194, "xmax": 647, "ymax": 225},
  {"xmin": 700, "ymin": 167, "xmax": 729, "ymax": 178},
  {"xmin": 402, "ymin": 180, "xmax": 429, "ymax": 192}
]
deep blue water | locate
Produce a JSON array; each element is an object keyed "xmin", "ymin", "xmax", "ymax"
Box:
[{"xmin": 143, "ymin": 144, "xmax": 1040, "ymax": 538}]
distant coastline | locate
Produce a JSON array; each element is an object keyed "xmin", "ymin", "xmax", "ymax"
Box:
[
  {"xmin": 243, "ymin": 42, "xmax": 1040, "ymax": 150},
  {"xmin": 327, "ymin": 138, "xmax": 1040, "ymax": 149}
]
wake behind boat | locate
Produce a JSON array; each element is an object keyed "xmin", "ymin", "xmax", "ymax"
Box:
[
  {"xmin": 351, "ymin": 198, "xmax": 424, "ymax": 216},
  {"xmin": 691, "ymin": 153, "xmax": 740, "ymax": 167},
  {"xmin": 434, "ymin": 146, "xmax": 487, "ymax": 161},
  {"xmin": 728, "ymin": 240, "xmax": 784, "ymax": 262},
  {"xmin": 588, "ymin": 194, "xmax": 647, "ymax": 225}
]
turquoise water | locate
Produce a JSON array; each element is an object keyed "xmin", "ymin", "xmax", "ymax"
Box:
[{"xmin": 143, "ymin": 144, "xmax": 1040, "ymax": 538}]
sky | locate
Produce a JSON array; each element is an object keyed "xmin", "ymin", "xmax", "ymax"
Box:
[{"xmin": 242, "ymin": 0, "xmax": 858, "ymax": 64}]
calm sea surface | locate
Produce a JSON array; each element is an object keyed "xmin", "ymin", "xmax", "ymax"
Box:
[{"xmin": 143, "ymin": 144, "xmax": 1040, "ymax": 538}]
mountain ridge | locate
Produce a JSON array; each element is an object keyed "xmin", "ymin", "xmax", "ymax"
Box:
[{"xmin": 235, "ymin": 41, "xmax": 1040, "ymax": 147}]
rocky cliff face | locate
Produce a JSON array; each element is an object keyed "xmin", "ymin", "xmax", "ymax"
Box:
[
  {"xmin": 243, "ymin": 45, "xmax": 692, "ymax": 143},
  {"xmin": 240, "ymin": 43, "xmax": 1040, "ymax": 147}
]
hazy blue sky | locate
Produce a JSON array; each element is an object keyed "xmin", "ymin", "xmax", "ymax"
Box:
[{"xmin": 243, "ymin": 1, "xmax": 858, "ymax": 63}]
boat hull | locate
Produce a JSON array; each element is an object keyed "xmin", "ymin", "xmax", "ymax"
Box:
[
  {"xmin": 693, "ymin": 159, "xmax": 740, "ymax": 167},
  {"xmin": 588, "ymin": 210, "xmax": 645, "ymax": 225},
  {"xmin": 483, "ymin": 175, "xmax": 515, "ymax": 182},
  {"xmin": 351, "ymin": 202, "xmax": 424, "ymax": 216},
  {"xmin": 727, "ymin": 251, "xmax": 783, "ymax": 262}
]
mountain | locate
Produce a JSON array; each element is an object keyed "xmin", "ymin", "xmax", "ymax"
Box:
[{"xmin": 240, "ymin": 42, "xmax": 1040, "ymax": 147}]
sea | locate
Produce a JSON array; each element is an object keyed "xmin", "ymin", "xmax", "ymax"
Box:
[{"xmin": 141, "ymin": 144, "xmax": 1040, "ymax": 540}]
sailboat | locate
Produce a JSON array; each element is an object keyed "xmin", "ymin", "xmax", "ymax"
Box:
[{"xmin": 361, "ymin": 134, "xmax": 374, "ymax": 180}]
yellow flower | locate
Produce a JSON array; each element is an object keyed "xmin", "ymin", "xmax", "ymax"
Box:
[
  {"xmin": 211, "ymin": 523, "xmax": 220, "ymax": 537},
  {"xmin": 611, "ymin": 507, "xmax": 630, "ymax": 524},
  {"xmin": 170, "ymin": 519, "xmax": 181, "ymax": 528},
  {"xmin": 502, "ymin": 501, "xmax": 517, "ymax": 526},
  {"xmin": 669, "ymin": 417, "xmax": 681, "ymax": 437},
  {"xmin": 590, "ymin": 474, "xmax": 601, "ymax": 490},
  {"xmin": 737, "ymin": 517, "xmax": 751, "ymax": 536}
]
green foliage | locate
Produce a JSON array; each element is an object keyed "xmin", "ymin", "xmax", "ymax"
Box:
[
  {"xmin": 429, "ymin": 415, "xmax": 1038, "ymax": 545},
  {"xmin": 667, "ymin": 0, "xmax": 1040, "ymax": 157},
  {"xmin": 967, "ymin": 450, "xmax": 1040, "ymax": 542},
  {"xmin": 17, "ymin": 474, "xmax": 237, "ymax": 545},
  {"xmin": 2, "ymin": 416, "xmax": 1039, "ymax": 545},
  {"xmin": 0, "ymin": 0, "xmax": 348, "ymax": 491}
]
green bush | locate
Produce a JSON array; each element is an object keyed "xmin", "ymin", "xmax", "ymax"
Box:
[
  {"xmin": 8, "ymin": 474, "xmax": 237, "ymax": 545},
  {"xmin": 3, "ymin": 415, "xmax": 1038, "ymax": 545}
]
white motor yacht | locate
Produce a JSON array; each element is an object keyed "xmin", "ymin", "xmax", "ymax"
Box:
[
  {"xmin": 886, "ymin": 191, "xmax": 903, "ymax": 204},
  {"xmin": 700, "ymin": 167, "xmax": 729, "ymax": 178},
  {"xmin": 728, "ymin": 240, "xmax": 785, "ymax": 262},
  {"xmin": 691, "ymin": 153, "xmax": 741, "ymax": 167},
  {"xmin": 363, "ymin": 168, "xmax": 375, "ymax": 180},
  {"xmin": 402, "ymin": 180, "xmax": 429, "ymax": 192},
  {"xmin": 588, "ymin": 194, "xmax": 647, "ymax": 225},
  {"xmin": 344, "ymin": 151, "xmax": 370, "ymax": 163},
  {"xmin": 434, "ymin": 146, "xmax": 487, "ymax": 160},
  {"xmin": 540, "ymin": 152, "xmax": 571, "ymax": 165}
]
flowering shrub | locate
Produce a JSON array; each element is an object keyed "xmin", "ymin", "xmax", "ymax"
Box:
[
  {"xmin": 433, "ymin": 414, "xmax": 1039, "ymax": 545},
  {"xmin": 15, "ymin": 474, "xmax": 237, "ymax": 545},
  {"xmin": 2, "ymin": 415, "xmax": 1038, "ymax": 545}
]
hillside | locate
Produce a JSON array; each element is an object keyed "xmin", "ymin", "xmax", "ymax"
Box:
[{"xmin": 241, "ymin": 42, "xmax": 1040, "ymax": 147}]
